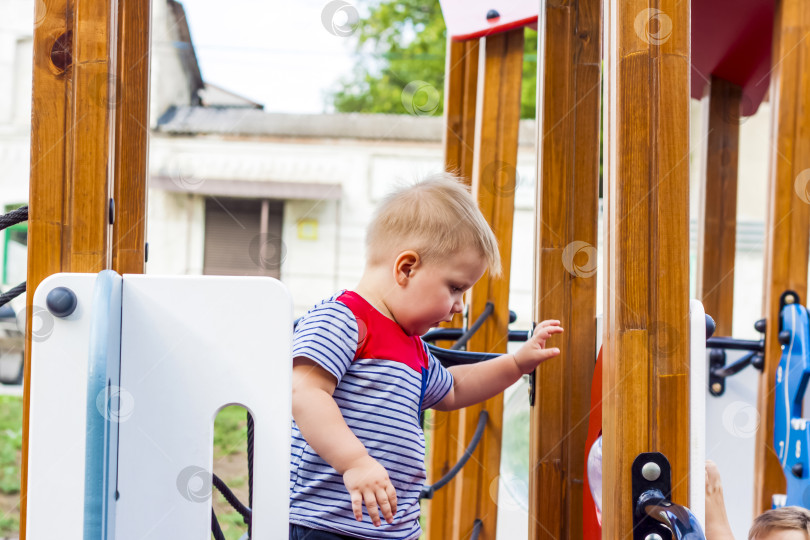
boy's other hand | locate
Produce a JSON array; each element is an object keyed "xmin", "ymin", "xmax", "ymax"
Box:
[
  {"xmin": 342, "ymin": 455, "xmax": 398, "ymax": 527},
  {"xmin": 513, "ymin": 320, "xmax": 564, "ymax": 374}
]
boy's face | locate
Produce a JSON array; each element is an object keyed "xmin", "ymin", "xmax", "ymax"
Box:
[{"xmin": 392, "ymin": 248, "xmax": 487, "ymax": 336}]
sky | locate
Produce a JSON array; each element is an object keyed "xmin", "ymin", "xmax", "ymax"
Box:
[{"xmin": 178, "ymin": 0, "xmax": 360, "ymax": 114}]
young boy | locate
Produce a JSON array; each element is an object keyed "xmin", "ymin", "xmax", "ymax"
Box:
[
  {"xmin": 749, "ymin": 507, "xmax": 810, "ymax": 540},
  {"xmin": 289, "ymin": 174, "xmax": 563, "ymax": 540}
]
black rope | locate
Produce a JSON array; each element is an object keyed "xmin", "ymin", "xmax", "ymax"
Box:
[
  {"xmin": 247, "ymin": 411, "xmax": 254, "ymax": 539},
  {"xmin": 0, "ymin": 282, "xmax": 25, "ymax": 309},
  {"xmin": 212, "ymin": 473, "xmax": 252, "ymax": 524},
  {"xmin": 420, "ymin": 410, "xmax": 489, "ymax": 499},
  {"xmin": 0, "ymin": 206, "xmax": 27, "ymax": 232},
  {"xmin": 470, "ymin": 518, "xmax": 483, "ymax": 540},
  {"xmin": 426, "ymin": 344, "xmax": 499, "ymax": 368},
  {"xmin": 211, "ymin": 507, "xmax": 226, "ymax": 540},
  {"xmin": 451, "ymin": 302, "xmax": 494, "ymax": 350},
  {"xmin": 422, "ymin": 328, "xmax": 530, "ymax": 344}
]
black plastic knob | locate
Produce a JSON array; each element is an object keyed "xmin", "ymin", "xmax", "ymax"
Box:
[
  {"xmin": 754, "ymin": 318, "xmax": 766, "ymax": 334},
  {"xmin": 486, "ymin": 9, "xmax": 500, "ymax": 20},
  {"xmin": 793, "ymin": 463, "xmax": 804, "ymax": 478},
  {"xmin": 779, "ymin": 330, "xmax": 792, "ymax": 346},
  {"xmin": 46, "ymin": 287, "xmax": 77, "ymax": 318}
]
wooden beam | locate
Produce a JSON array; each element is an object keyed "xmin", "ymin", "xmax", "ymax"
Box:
[
  {"xmin": 451, "ymin": 28, "xmax": 524, "ymax": 540},
  {"xmin": 425, "ymin": 36, "xmax": 479, "ymax": 540},
  {"xmin": 602, "ymin": 0, "xmax": 691, "ymax": 536},
  {"xmin": 753, "ymin": 0, "xmax": 810, "ymax": 514},
  {"xmin": 21, "ymin": 0, "xmax": 122, "ymax": 536},
  {"xmin": 112, "ymin": 0, "xmax": 151, "ymax": 274},
  {"xmin": 696, "ymin": 76, "xmax": 741, "ymax": 338},
  {"xmin": 530, "ymin": 0, "xmax": 601, "ymax": 537},
  {"xmin": 443, "ymin": 38, "xmax": 479, "ymax": 181}
]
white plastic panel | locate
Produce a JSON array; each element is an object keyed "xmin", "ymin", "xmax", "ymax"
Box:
[
  {"xmin": 27, "ymin": 274, "xmax": 97, "ymax": 539},
  {"xmin": 114, "ymin": 275, "xmax": 292, "ymax": 539},
  {"xmin": 26, "ymin": 273, "xmax": 293, "ymax": 540},
  {"xmin": 690, "ymin": 299, "xmax": 706, "ymax": 527}
]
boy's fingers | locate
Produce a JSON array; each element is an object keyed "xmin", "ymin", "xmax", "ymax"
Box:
[
  {"xmin": 539, "ymin": 348, "xmax": 561, "ymax": 361},
  {"xmin": 350, "ymin": 490, "xmax": 363, "ymax": 521},
  {"xmin": 376, "ymin": 488, "xmax": 394, "ymax": 523},
  {"xmin": 364, "ymin": 491, "xmax": 381, "ymax": 526},
  {"xmin": 386, "ymin": 484, "xmax": 398, "ymax": 515}
]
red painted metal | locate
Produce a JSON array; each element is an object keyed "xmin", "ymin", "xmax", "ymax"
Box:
[
  {"xmin": 438, "ymin": 0, "xmax": 537, "ymax": 41},
  {"xmin": 438, "ymin": 0, "xmax": 775, "ymax": 116}
]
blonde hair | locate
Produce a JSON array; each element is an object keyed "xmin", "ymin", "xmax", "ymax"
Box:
[
  {"xmin": 366, "ymin": 173, "xmax": 502, "ymax": 276},
  {"xmin": 749, "ymin": 507, "xmax": 810, "ymax": 540}
]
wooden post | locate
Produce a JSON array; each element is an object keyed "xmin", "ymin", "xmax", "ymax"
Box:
[
  {"xmin": 696, "ymin": 76, "xmax": 741, "ymax": 338},
  {"xmin": 112, "ymin": 0, "xmax": 151, "ymax": 274},
  {"xmin": 602, "ymin": 0, "xmax": 691, "ymax": 536},
  {"xmin": 425, "ymin": 36, "xmax": 479, "ymax": 540},
  {"xmin": 21, "ymin": 0, "xmax": 151, "ymax": 535},
  {"xmin": 450, "ymin": 28, "xmax": 524, "ymax": 540},
  {"xmin": 531, "ymin": 0, "xmax": 601, "ymax": 537},
  {"xmin": 753, "ymin": 0, "xmax": 810, "ymax": 514}
]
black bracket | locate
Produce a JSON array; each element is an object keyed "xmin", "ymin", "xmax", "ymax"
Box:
[
  {"xmin": 707, "ymin": 317, "xmax": 767, "ymax": 397},
  {"xmin": 708, "ymin": 349, "xmax": 727, "ymax": 396},
  {"xmin": 632, "ymin": 452, "xmax": 673, "ymax": 540},
  {"xmin": 779, "ymin": 290, "xmax": 801, "ymax": 341}
]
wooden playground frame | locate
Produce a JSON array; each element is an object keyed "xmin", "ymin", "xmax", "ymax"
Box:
[{"xmin": 17, "ymin": 0, "xmax": 810, "ymax": 538}]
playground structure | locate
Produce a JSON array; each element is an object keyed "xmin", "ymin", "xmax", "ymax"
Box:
[{"xmin": 6, "ymin": 0, "xmax": 810, "ymax": 539}]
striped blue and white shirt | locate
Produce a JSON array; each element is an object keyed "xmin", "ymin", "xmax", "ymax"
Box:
[{"xmin": 290, "ymin": 291, "xmax": 454, "ymax": 539}]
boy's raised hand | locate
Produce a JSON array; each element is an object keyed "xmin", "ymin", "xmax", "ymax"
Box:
[
  {"xmin": 513, "ymin": 320, "xmax": 564, "ymax": 374},
  {"xmin": 342, "ymin": 455, "xmax": 398, "ymax": 527}
]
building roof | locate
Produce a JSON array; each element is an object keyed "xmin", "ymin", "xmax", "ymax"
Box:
[{"xmin": 156, "ymin": 106, "xmax": 537, "ymax": 144}]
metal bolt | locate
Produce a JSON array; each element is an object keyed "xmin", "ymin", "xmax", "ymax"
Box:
[
  {"xmin": 785, "ymin": 294, "xmax": 796, "ymax": 305},
  {"xmin": 46, "ymin": 287, "xmax": 77, "ymax": 318},
  {"xmin": 641, "ymin": 462, "xmax": 661, "ymax": 481},
  {"xmin": 711, "ymin": 382, "xmax": 723, "ymax": 394},
  {"xmin": 645, "ymin": 534, "xmax": 664, "ymax": 540}
]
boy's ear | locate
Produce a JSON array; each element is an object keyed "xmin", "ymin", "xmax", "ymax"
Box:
[{"xmin": 394, "ymin": 251, "xmax": 420, "ymax": 285}]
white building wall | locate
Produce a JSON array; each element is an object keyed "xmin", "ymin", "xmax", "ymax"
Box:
[{"xmin": 146, "ymin": 133, "xmax": 538, "ymax": 318}]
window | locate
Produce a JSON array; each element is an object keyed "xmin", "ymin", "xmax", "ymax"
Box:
[{"xmin": 203, "ymin": 198, "xmax": 283, "ymax": 278}]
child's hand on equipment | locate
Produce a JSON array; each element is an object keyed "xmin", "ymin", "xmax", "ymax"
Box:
[
  {"xmin": 513, "ymin": 320, "xmax": 564, "ymax": 374},
  {"xmin": 342, "ymin": 455, "xmax": 398, "ymax": 527}
]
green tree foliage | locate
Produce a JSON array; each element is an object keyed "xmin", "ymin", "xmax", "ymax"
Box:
[{"xmin": 330, "ymin": 0, "xmax": 537, "ymax": 119}]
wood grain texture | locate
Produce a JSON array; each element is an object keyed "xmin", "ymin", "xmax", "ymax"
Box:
[
  {"xmin": 754, "ymin": 0, "xmax": 810, "ymax": 514},
  {"xmin": 425, "ymin": 36, "xmax": 480, "ymax": 540},
  {"xmin": 21, "ymin": 1, "xmax": 122, "ymax": 536},
  {"xmin": 696, "ymin": 76, "xmax": 741, "ymax": 338},
  {"xmin": 602, "ymin": 0, "xmax": 691, "ymax": 536},
  {"xmin": 21, "ymin": 1, "xmax": 71, "ymax": 535},
  {"xmin": 531, "ymin": 0, "xmax": 601, "ymax": 537},
  {"xmin": 112, "ymin": 0, "xmax": 151, "ymax": 274},
  {"xmin": 449, "ymin": 29, "xmax": 523, "ymax": 540},
  {"xmin": 444, "ymin": 38, "xmax": 479, "ymax": 182}
]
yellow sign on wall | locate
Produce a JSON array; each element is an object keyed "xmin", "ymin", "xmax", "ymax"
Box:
[{"xmin": 297, "ymin": 219, "xmax": 318, "ymax": 240}]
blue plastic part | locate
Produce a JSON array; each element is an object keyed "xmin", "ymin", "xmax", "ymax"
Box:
[
  {"xmin": 773, "ymin": 302, "xmax": 810, "ymax": 508},
  {"xmin": 84, "ymin": 270, "xmax": 123, "ymax": 540}
]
